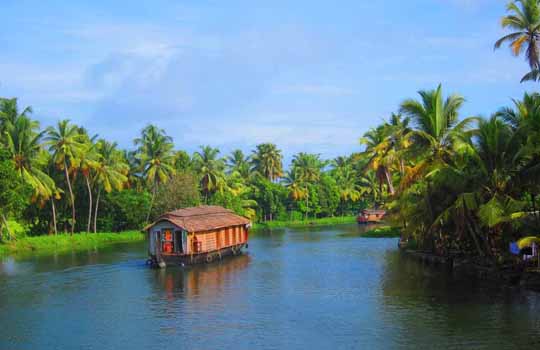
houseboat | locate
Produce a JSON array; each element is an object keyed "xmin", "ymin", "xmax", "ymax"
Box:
[
  {"xmin": 145, "ymin": 205, "xmax": 251, "ymax": 268},
  {"xmin": 357, "ymin": 209, "xmax": 386, "ymax": 224}
]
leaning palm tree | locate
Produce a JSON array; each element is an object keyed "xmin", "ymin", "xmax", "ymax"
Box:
[
  {"xmin": 494, "ymin": 0, "xmax": 540, "ymax": 82},
  {"xmin": 45, "ymin": 120, "xmax": 84, "ymax": 234},
  {"xmin": 251, "ymin": 143, "xmax": 284, "ymax": 181},
  {"xmin": 134, "ymin": 125, "xmax": 175, "ymax": 221},
  {"xmin": 3, "ymin": 113, "xmax": 55, "ymax": 200},
  {"xmin": 93, "ymin": 140, "xmax": 128, "ymax": 233},
  {"xmin": 193, "ymin": 145, "xmax": 226, "ymax": 203},
  {"xmin": 2, "ymin": 110, "xmax": 63, "ymax": 234}
]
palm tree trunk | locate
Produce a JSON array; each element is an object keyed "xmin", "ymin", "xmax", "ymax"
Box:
[
  {"xmin": 146, "ymin": 183, "xmax": 156, "ymax": 223},
  {"xmin": 384, "ymin": 168, "xmax": 395, "ymax": 195},
  {"xmin": 93, "ymin": 186, "xmax": 101, "ymax": 234},
  {"xmin": 85, "ymin": 176, "xmax": 93, "ymax": 233},
  {"xmin": 51, "ymin": 198, "xmax": 57, "ymax": 235},
  {"xmin": 305, "ymin": 192, "xmax": 309, "ymax": 220},
  {"xmin": 64, "ymin": 161, "xmax": 75, "ymax": 235},
  {"xmin": 1, "ymin": 213, "xmax": 12, "ymax": 241}
]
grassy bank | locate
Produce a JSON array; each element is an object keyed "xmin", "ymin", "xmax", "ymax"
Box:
[
  {"xmin": 361, "ymin": 225, "xmax": 401, "ymax": 238},
  {"xmin": 0, "ymin": 217, "xmax": 358, "ymax": 258},
  {"xmin": 252, "ymin": 216, "xmax": 356, "ymax": 230},
  {"xmin": 0, "ymin": 231, "xmax": 144, "ymax": 258}
]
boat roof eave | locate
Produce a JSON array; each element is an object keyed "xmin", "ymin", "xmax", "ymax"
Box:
[{"xmin": 143, "ymin": 219, "xmax": 184, "ymax": 232}]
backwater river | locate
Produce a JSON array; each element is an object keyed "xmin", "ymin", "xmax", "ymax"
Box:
[{"xmin": 1, "ymin": 224, "xmax": 539, "ymax": 349}]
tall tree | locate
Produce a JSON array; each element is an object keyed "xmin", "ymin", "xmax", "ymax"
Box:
[
  {"xmin": 0, "ymin": 98, "xmax": 33, "ymax": 134},
  {"xmin": 399, "ymin": 84, "xmax": 476, "ymax": 189},
  {"xmin": 494, "ymin": 0, "xmax": 540, "ymax": 82},
  {"xmin": 290, "ymin": 153, "xmax": 324, "ymax": 219},
  {"xmin": 227, "ymin": 149, "xmax": 251, "ymax": 178},
  {"xmin": 193, "ymin": 145, "xmax": 226, "ymax": 203},
  {"xmin": 45, "ymin": 120, "xmax": 84, "ymax": 234},
  {"xmin": 251, "ymin": 143, "xmax": 283, "ymax": 181},
  {"xmin": 134, "ymin": 125, "xmax": 175, "ymax": 221},
  {"xmin": 77, "ymin": 130, "xmax": 99, "ymax": 233},
  {"xmin": 2, "ymin": 108, "xmax": 55, "ymax": 202},
  {"xmin": 93, "ymin": 140, "xmax": 128, "ymax": 233}
]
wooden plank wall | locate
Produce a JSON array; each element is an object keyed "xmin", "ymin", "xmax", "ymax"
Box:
[{"xmin": 190, "ymin": 225, "xmax": 248, "ymax": 254}]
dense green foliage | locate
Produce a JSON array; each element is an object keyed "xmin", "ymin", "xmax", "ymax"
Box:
[
  {"xmin": 0, "ymin": 99, "xmax": 369, "ymax": 239},
  {"xmin": 0, "ymin": 1, "xmax": 539, "ymax": 266},
  {"xmin": 366, "ymin": 86, "xmax": 540, "ymax": 259}
]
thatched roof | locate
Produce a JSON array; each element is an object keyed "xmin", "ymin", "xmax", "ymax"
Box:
[{"xmin": 145, "ymin": 205, "xmax": 250, "ymax": 233}]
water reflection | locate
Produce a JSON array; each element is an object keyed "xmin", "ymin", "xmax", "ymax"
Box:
[
  {"xmin": 153, "ymin": 254, "xmax": 251, "ymax": 301},
  {"xmin": 1, "ymin": 225, "xmax": 539, "ymax": 350},
  {"xmin": 379, "ymin": 250, "xmax": 540, "ymax": 349}
]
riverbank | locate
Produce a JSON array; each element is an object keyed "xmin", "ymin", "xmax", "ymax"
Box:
[
  {"xmin": 252, "ymin": 216, "xmax": 356, "ymax": 230},
  {"xmin": 400, "ymin": 248, "xmax": 540, "ymax": 292},
  {"xmin": 0, "ymin": 231, "xmax": 144, "ymax": 258},
  {"xmin": 360, "ymin": 225, "xmax": 401, "ymax": 238},
  {"xmin": 0, "ymin": 217, "xmax": 357, "ymax": 258}
]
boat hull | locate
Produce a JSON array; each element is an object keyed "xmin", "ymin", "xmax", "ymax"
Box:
[{"xmin": 149, "ymin": 243, "xmax": 247, "ymax": 267}]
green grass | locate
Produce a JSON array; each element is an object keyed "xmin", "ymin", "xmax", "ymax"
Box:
[
  {"xmin": 0, "ymin": 231, "xmax": 144, "ymax": 258},
  {"xmin": 361, "ymin": 225, "xmax": 401, "ymax": 238},
  {"xmin": 252, "ymin": 216, "xmax": 356, "ymax": 230}
]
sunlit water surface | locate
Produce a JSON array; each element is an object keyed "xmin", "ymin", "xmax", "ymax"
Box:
[{"xmin": 1, "ymin": 224, "xmax": 539, "ymax": 349}]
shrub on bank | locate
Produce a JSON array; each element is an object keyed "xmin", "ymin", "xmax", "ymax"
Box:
[
  {"xmin": 0, "ymin": 231, "xmax": 144, "ymax": 257},
  {"xmin": 361, "ymin": 226, "xmax": 401, "ymax": 238}
]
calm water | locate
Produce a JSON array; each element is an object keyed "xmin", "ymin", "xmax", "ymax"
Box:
[{"xmin": 1, "ymin": 224, "xmax": 539, "ymax": 349}]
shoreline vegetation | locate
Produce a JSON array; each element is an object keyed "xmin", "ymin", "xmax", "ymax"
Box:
[
  {"xmin": 360, "ymin": 226, "xmax": 401, "ymax": 238},
  {"xmin": 252, "ymin": 216, "xmax": 357, "ymax": 230},
  {"xmin": 0, "ymin": 217, "xmax": 388, "ymax": 258},
  {"xmin": 0, "ymin": 0, "xmax": 539, "ymax": 288},
  {"xmin": 0, "ymin": 231, "xmax": 144, "ymax": 258}
]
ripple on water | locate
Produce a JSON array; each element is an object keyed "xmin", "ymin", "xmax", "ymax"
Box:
[{"xmin": 0, "ymin": 226, "xmax": 539, "ymax": 350}]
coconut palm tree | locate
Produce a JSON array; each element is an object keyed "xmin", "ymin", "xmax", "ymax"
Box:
[
  {"xmin": 45, "ymin": 120, "xmax": 84, "ymax": 234},
  {"xmin": 3, "ymin": 113, "xmax": 55, "ymax": 200},
  {"xmin": 334, "ymin": 165, "xmax": 361, "ymax": 201},
  {"xmin": 494, "ymin": 0, "xmax": 540, "ymax": 82},
  {"xmin": 399, "ymin": 84, "xmax": 477, "ymax": 189},
  {"xmin": 1, "ymin": 108, "xmax": 64, "ymax": 234},
  {"xmin": 134, "ymin": 125, "xmax": 175, "ymax": 221},
  {"xmin": 282, "ymin": 169, "xmax": 308, "ymax": 219},
  {"xmin": 358, "ymin": 170, "xmax": 381, "ymax": 208},
  {"xmin": 93, "ymin": 140, "xmax": 128, "ymax": 233},
  {"xmin": 290, "ymin": 153, "xmax": 324, "ymax": 218},
  {"xmin": 227, "ymin": 149, "xmax": 251, "ymax": 178},
  {"xmin": 495, "ymin": 92, "xmax": 540, "ymax": 223},
  {"xmin": 77, "ymin": 133, "xmax": 99, "ymax": 233},
  {"xmin": 361, "ymin": 124, "xmax": 396, "ymax": 195},
  {"xmin": 0, "ymin": 98, "xmax": 33, "ymax": 134},
  {"xmin": 193, "ymin": 145, "xmax": 226, "ymax": 203},
  {"xmin": 251, "ymin": 143, "xmax": 283, "ymax": 181}
]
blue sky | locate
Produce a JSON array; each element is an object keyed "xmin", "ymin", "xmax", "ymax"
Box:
[{"xmin": 0, "ymin": 0, "xmax": 536, "ymax": 162}]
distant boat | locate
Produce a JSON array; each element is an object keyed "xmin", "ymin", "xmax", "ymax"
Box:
[
  {"xmin": 357, "ymin": 209, "xmax": 386, "ymax": 224},
  {"xmin": 144, "ymin": 205, "xmax": 251, "ymax": 268}
]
